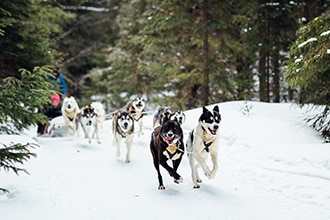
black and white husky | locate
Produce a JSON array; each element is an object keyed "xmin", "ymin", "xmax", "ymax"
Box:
[
  {"xmin": 112, "ymin": 110, "xmax": 135, "ymax": 163},
  {"xmin": 126, "ymin": 97, "xmax": 146, "ymax": 136},
  {"xmin": 153, "ymin": 107, "xmax": 186, "ymax": 128},
  {"xmin": 76, "ymin": 105, "xmax": 100, "ymax": 144},
  {"xmin": 186, "ymin": 105, "xmax": 221, "ymax": 189}
]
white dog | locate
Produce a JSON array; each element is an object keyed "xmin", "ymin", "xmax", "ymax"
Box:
[
  {"xmin": 126, "ymin": 97, "xmax": 146, "ymax": 136},
  {"xmin": 91, "ymin": 101, "xmax": 105, "ymax": 131},
  {"xmin": 112, "ymin": 110, "xmax": 135, "ymax": 163},
  {"xmin": 61, "ymin": 96, "xmax": 80, "ymax": 134},
  {"xmin": 186, "ymin": 105, "xmax": 221, "ymax": 189}
]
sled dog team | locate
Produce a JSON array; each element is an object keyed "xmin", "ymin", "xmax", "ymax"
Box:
[{"xmin": 59, "ymin": 96, "xmax": 221, "ymax": 190}]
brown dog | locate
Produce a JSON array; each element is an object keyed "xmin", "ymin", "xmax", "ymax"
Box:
[{"xmin": 150, "ymin": 113, "xmax": 184, "ymax": 190}]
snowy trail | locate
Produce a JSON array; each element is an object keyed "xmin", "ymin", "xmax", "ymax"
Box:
[{"xmin": 1, "ymin": 101, "xmax": 330, "ymax": 220}]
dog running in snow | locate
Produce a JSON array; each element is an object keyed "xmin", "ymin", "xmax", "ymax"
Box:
[
  {"xmin": 186, "ymin": 105, "xmax": 221, "ymax": 189},
  {"xmin": 112, "ymin": 110, "xmax": 135, "ymax": 163},
  {"xmin": 153, "ymin": 107, "xmax": 186, "ymax": 128},
  {"xmin": 76, "ymin": 105, "xmax": 100, "ymax": 144},
  {"xmin": 126, "ymin": 97, "xmax": 146, "ymax": 136},
  {"xmin": 91, "ymin": 101, "xmax": 105, "ymax": 131},
  {"xmin": 150, "ymin": 111, "xmax": 184, "ymax": 190},
  {"xmin": 61, "ymin": 96, "xmax": 80, "ymax": 134}
]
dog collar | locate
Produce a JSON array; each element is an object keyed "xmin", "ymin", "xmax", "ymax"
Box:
[{"xmin": 116, "ymin": 125, "xmax": 133, "ymax": 138}]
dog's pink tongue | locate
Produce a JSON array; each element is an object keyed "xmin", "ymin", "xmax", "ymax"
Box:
[
  {"xmin": 211, "ymin": 129, "xmax": 217, "ymax": 135},
  {"xmin": 164, "ymin": 136, "xmax": 173, "ymax": 143}
]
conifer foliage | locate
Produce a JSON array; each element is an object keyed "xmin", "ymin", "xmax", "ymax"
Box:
[
  {"xmin": 285, "ymin": 11, "xmax": 330, "ymax": 140},
  {"xmin": 0, "ymin": 143, "xmax": 38, "ymax": 193},
  {"xmin": 0, "ymin": 65, "xmax": 56, "ymax": 192},
  {"xmin": 0, "ymin": 66, "xmax": 57, "ymax": 130}
]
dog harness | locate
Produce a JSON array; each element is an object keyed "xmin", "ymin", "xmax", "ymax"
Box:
[
  {"xmin": 130, "ymin": 106, "xmax": 145, "ymax": 121},
  {"xmin": 191, "ymin": 128, "xmax": 214, "ymax": 153},
  {"xmin": 152, "ymin": 130, "xmax": 184, "ymax": 160},
  {"xmin": 163, "ymin": 142, "xmax": 184, "ymax": 160}
]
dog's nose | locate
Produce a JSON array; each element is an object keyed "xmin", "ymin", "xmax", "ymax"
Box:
[
  {"xmin": 167, "ymin": 132, "xmax": 173, "ymax": 137},
  {"xmin": 213, "ymin": 124, "xmax": 219, "ymax": 130},
  {"xmin": 124, "ymin": 122, "xmax": 128, "ymax": 127}
]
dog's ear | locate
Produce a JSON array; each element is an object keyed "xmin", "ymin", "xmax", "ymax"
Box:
[
  {"xmin": 213, "ymin": 105, "xmax": 219, "ymax": 114},
  {"xmin": 162, "ymin": 111, "xmax": 174, "ymax": 123},
  {"xmin": 112, "ymin": 110, "xmax": 119, "ymax": 118},
  {"xmin": 163, "ymin": 111, "xmax": 171, "ymax": 120},
  {"xmin": 202, "ymin": 106, "xmax": 208, "ymax": 114}
]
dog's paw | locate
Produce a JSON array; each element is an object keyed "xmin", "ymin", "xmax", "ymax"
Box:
[
  {"xmin": 172, "ymin": 173, "xmax": 182, "ymax": 181},
  {"xmin": 193, "ymin": 184, "xmax": 200, "ymax": 189},
  {"xmin": 205, "ymin": 170, "xmax": 212, "ymax": 179},
  {"xmin": 197, "ymin": 178, "xmax": 203, "ymax": 183},
  {"xmin": 158, "ymin": 185, "xmax": 166, "ymax": 190},
  {"xmin": 174, "ymin": 177, "xmax": 183, "ymax": 184},
  {"xmin": 208, "ymin": 171, "xmax": 217, "ymax": 179},
  {"xmin": 125, "ymin": 158, "xmax": 131, "ymax": 163}
]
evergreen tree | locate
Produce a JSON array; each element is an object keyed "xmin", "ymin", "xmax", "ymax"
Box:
[
  {"xmin": 285, "ymin": 11, "xmax": 330, "ymax": 140},
  {"xmin": 0, "ymin": 0, "xmax": 75, "ymax": 79},
  {"xmin": 135, "ymin": 0, "xmax": 240, "ymax": 109},
  {"xmin": 0, "ymin": 65, "xmax": 57, "ymax": 192},
  {"xmin": 57, "ymin": 0, "xmax": 121, "ymax": 97},
  {"xmin": 0, "ymin": 66, "xmax": 57, "ymax": 130},
  {"xmin": 248, "ymin": 0, "xmax": 298, "ymax": 102},
  {"xmin": 86, "ymin": 0, "xmax": 148, "ymax": 110}
]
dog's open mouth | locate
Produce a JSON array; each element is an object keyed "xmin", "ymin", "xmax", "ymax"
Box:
[
  {"xmin": 163, "ymin": 136, "xmax": 174, "ymax": 144},
  {"xmin": 208, "ymin": 128, "xmax": 218, "ymax": 135}
]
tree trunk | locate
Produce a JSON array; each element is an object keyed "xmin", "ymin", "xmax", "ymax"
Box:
[
  {"xmin": 259, "ymin": 50, "xmax": 267, "ymax": 102},
  {"xmin": 272, "ymin": 47, "xmax": 280, "ymax": 102},
  {"xmin": 202, "ymin": 0, "xmax": 209, "ymax": 106}
]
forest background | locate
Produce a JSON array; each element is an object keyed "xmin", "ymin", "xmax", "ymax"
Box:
[{"xmin": 0, "ymin": 0, "xmax": 329, "ymax": 139}]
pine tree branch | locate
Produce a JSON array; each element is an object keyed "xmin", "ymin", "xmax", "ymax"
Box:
[{"xmin": 0, "ymin": 143, "xmax": 38, "ymax": 175}]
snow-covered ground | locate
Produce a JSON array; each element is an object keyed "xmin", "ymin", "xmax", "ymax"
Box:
[{"xmin": 1, "ymin": 101, "xmax": 329, "ymax": 220}]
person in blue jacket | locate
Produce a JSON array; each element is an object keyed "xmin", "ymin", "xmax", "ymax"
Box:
[
  {"xmin": 51, "ymin": 66, "xmax": 67, "ymax": 96},
  {"xmin": 37, "ymin": 66, "xmax": 67, "ymax": 136}
]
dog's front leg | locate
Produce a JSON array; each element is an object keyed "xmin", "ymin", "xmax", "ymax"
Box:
[
  {"xmin": 209, "ymin": 151, "xmax": 218, "ymax": 179},
  {"xmin": 115, "ymin": 136, "xmax": 121, "ymax": 157},
  {"xmin": 172, "ymin": 158, "xmax": 183, "ymax": 184},
  {"xmin": 195, "ymin": 154, "xmax": 212, "ymax": 178},
  {"xmin": 94, "ymin": 127, "xmax": 101, "ymax": 144},
  {"xmin": 150, "ymin": 144, "xmax": 165, "ymax": 190},
  {"xmin": 125, "ymin": 136, "xmax": 133, "ymax": 163},
  {"xmin": 160, "ymin": 159, "xmax": 182, "ymax": 183},
  {"xmin": 138, "ymin": 119, "xmax": 143, "ymax": 136},
  {"xmin": 188, "ymin": 153, "xmax": 201, "ymax": 188}
]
